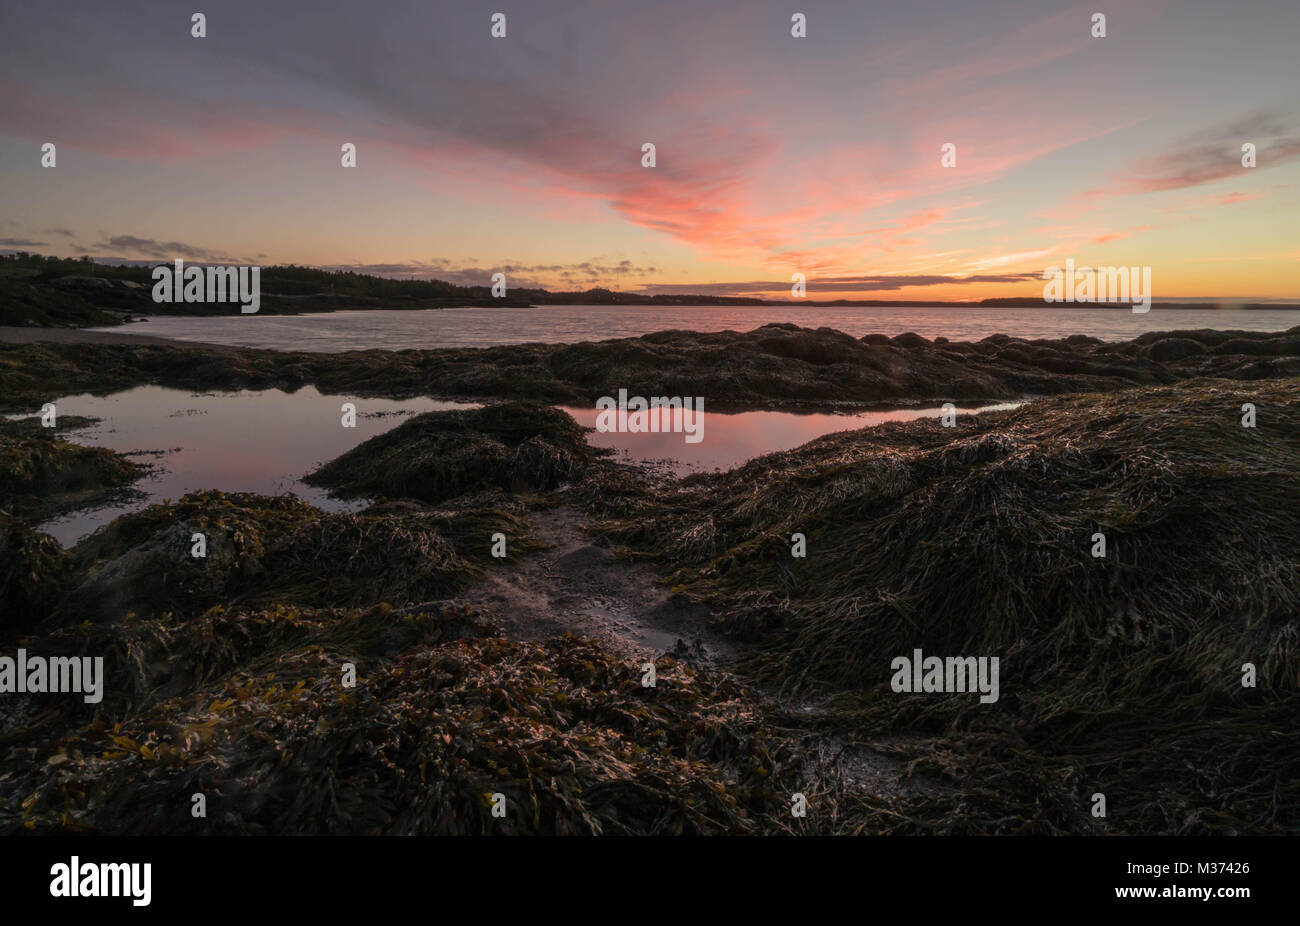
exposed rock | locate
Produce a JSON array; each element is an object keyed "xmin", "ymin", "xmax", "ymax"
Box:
[{"xmin": 1147, "ymin": 337, "xmax": 1209, "ymax": 361}]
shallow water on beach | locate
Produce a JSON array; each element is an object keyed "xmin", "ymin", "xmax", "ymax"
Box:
[
  {"xmin": 27, "ymin": 386, "xmax": 1021, "ymax": 545},
  {"xmin": 97, "ymin": 304, "xmax": 1300, "ymax": 352},
  {"xmin": 29, "ymin": 386, "xmax": 477, "ymax": 546},
  {"xmin": 559, "ymin": 401, "xmax": 1020, "ymax": 477}
]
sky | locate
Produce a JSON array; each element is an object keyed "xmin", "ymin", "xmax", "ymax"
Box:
[{"xmin": 1, "ymin": 0, "xmax": 1298, "ymax": 301}]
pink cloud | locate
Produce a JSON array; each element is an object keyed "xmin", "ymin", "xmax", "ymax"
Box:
[{"xmin": 1093, "ymin": 225, "xmax": 1154, "ymax": 244}]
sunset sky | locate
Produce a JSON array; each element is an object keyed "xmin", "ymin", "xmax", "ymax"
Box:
[{"xmin": 1, "ymin": 0, "xmax": 1298, "ymax": 300}]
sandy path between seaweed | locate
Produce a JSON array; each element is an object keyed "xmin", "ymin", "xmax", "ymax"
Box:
[
  {"xmin": 460, "ymin": 505, "xmax": 741, "ymax": 668},
  {"xmin": 459, "ymin": 505, "xmax": 935, "ymax": 799}
]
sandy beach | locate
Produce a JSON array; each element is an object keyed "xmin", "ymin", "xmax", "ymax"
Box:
[{"xmin": 0, "ymin": 326, "xmax": 233, "ymax": 350}]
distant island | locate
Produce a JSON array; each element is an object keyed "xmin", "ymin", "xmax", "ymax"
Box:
[{"xmin": 2, "ymin": 252, "xmax": 1296, "ymax": 328}]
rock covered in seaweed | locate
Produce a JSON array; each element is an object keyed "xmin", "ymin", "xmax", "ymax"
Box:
[
  {"xmin": 593, "ymin": 376, "xmax": 1300, "ymax": 834},
  {"xmin": 305, "ymin": 402, "xmax": 596, "ymax": 504}
]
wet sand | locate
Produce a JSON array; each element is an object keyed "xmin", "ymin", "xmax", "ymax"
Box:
[{"xmin": 0, "ymin": 326, "xmax": 235, "ymax": 350}]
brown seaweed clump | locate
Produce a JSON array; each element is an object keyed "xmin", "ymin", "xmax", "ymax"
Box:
[
  {"xmin": 1, "ymin": 601, "xmax": 841, "ymax": 836},
  {"xmin": 5, "ymin": 324, "xmax": 1299, "ymax": 413},
  {"xmin": 594, "ymin": 377, "xmax": 1300, "ymax": 834},
  {"xmin": 304, "ymin": 402, "xmax": 597, "ymax": 504},
  {"xmin": 0, "ymin": 415, "xmax": 146, "ymax": 522},
  {"xmin": 0, "ymin": 511, "xmax": 71, "ymax": 634},
  {"xmin": 45, "ymin": 490, "xmax": 541, "ymax": 628}
]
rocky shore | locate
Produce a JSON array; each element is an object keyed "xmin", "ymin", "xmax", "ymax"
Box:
[
  {"xmin": 1, "ymin": 326, "xmax": 1296, "ymax": 835},
  {"xmin": 4, "ymin": 322, "xmax": 1300, "ymax": 413}
]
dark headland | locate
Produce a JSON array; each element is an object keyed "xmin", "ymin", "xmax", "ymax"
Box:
[{"xmin": 3, "ymin": 253, "xmax": 1296, "ymax": 327}]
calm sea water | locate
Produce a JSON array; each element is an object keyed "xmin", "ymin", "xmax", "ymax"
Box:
[
  {"xmin": 96, "ymin": 304, "xmax": 1300, "ymax": 352},
  {"xmin": 26, "ymin": 386, "xmax": 1014, "ymax": 545},
  {"xmin": 558, "ymin": 401, "xmax": 1018, "ymax": 477}
]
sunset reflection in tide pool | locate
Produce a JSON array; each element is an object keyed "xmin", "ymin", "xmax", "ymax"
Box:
[
  {"xmin": 26, "ymin": 386, "xmax": 477, "ymax": 546},
  {"xmin": 24, "ymin": 385, "xmax": 1020, "ymax": 546},
  {"xmin": 558, "ymin": 401, "xmax": 1021, "ymax": 476}
]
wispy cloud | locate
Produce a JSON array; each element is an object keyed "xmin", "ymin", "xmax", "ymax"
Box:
[
  {"xmin": 1081, "ymin": 113, "xmax": 1300, "ymax": 200},
  {"xmin": 965, "ymin": 249, "xmax": 1060, "ymax": 271},
  {"xmin": 639, "ymin": 272, "xmax": 1041, "ymax": 297},
  {"xmin": 1092, "ymin": 225, "xmax": 1154, "ymax": 244},
  {"xmin": 318, "ymin": 258, "xmax": 661, "ymax": 289},
  {"xmin": 89, "ymin": 235, "xmax": 255, "ymax": 264}
]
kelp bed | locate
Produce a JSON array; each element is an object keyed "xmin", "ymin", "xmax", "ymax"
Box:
[
  {"xmin": 304, "ymin": 403, "xmax": 597, "ymax": 504},
  {"xmin": 0, "ymin": 414, "xmax": 147, "ymax": 631},
  {"xmin": 0, "ymin": 404, "xmax": 859, "ymax": 835},
  {"xmin": 3, "ymin": 602, "xmax": 844, "ymax": 835},
  {"xmin": 594, "ymin": 377, "xmax": 1300, "ymax": 834},
  {"xmin": 3, "ymin": 382, "xmax": 1298, "ymax": 835},
  {"xmin": 45, "ymin": 489, "xmax": 543, "ymax": 625},
  {"xmin": 4, "ymin": 323, "xmax": 1300, "ymax": 413},
  {"xmin": 0, "ymin": 415, "xmax": 146, "ymax": 522}
]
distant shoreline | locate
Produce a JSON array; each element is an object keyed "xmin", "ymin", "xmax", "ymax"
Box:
[
  {"xmin": 6, "ymin": 255, "xmax": 1298, "ymax": 328},
  {"xmin": 32, "ymin": 301, "xmax": 1300, "ymax": 333}
]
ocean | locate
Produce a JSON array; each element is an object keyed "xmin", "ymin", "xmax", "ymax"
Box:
[{"xmin": 94, "ymin": 304, "xmax": 1300, "ymax": 352}]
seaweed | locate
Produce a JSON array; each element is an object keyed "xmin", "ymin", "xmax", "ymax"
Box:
[
  {"xmin": 1, "ymin": 602, "xmax": 843, "ymax": 835},
  {"xmin": 591, "ymin": 377, "xmax": 1300, "ymax": 833},
  {"xmin": 304, "ymin": 403, "xmax": 597, "ymax": 504},
  {"xmin": 4, "ymin": 323, "xmax": 1300, "ymax": 414},
  {"xmin": 0, "ymin": 511, "xmax": 71, "ymax": 635},
  {"xmin": 0, "ymin": 416, "xmax": 146, "ymax": 522},
  {"xmin": 50, "ymin": 490, "xmax": 543, "ymax": 626},
  {"xmin": 4, "ymin": 346, "xmax": 1298, "ymax": 835}
]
